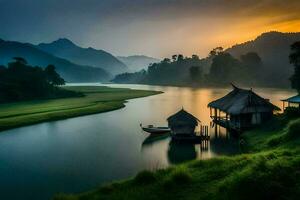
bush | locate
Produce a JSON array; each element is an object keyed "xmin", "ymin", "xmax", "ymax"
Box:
[
  {"xmin": 163, "ymin": 167, "xmax": 192, "ymax": 190},
  {"xmin": 170, "ymin": 168, "xmax": 192, "ymax": 184},
  {"xmin": 133, "ymin": 170, "xmax": 156, "ymax": 185},
  {"xmin": 284, "ymin": 107, "xmax": 300, "ymax": 119},
  {"xmin": 286, "ymin": 120, "xmax": 300, "ymax": 140}
]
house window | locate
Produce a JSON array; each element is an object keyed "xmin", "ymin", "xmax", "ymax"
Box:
[{"xmin": 251, "ymin": 113, "xmax": 261, "ymax": 125}]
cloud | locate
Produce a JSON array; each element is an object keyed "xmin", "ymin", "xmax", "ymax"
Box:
[{"xmin": 0, "ymin": 0, "xmax": 299, "ymax": 57}]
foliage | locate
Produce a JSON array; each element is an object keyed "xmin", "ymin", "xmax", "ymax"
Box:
[
  {"xmin": 134, "ymin": 170, "xmax": 157, "ymax": 185},
  {"xmin": 0, "ymin": 58, "xmax": 72, "ymax": 103},
  {"xmin": 208, "ymin": 52, "xmax": 243, "ymax": 85},
  {"xmin": 289, "ymin": 41, "xmax": 300, "ymax": 92},
  {"xmin": 112, "ymin": 70, "xmax": 147, "ymax": 83},
  {"xmin": 113, "ymin": 54, "xmax": 204, "ymax": 85},
  {"xmin": 284, "ymin": 106, "xmax": 300, "ymax": 118},
  {"xmin": 112, "ymin": 49, "xmax": 265, "ymax": 87}
]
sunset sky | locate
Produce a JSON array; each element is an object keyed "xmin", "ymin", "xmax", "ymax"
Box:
[{"xmin": 1, "ymin": 0, "xmax": 300, "ymax": 58}]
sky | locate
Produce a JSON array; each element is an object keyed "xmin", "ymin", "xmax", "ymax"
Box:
[{"xmin": 1, "ymin": 0, "xmax": 300, "ymax": 58}]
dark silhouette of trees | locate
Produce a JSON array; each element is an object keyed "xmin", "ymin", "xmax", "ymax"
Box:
[
  {"xmin": 172, "ymin": 55, "xmax": 177, "ymax": 62},
  {"xmin": 209, "ymin": 47, "xmax": 223, "ymax": 57},
  {"xmin": 112, "ymin": 50, "xmax": 268, "ymax": 87},
  {"xmin": 289, "ymin": 41, "xmax": 300, "ymax": 93},
  {"xmin": 45, "ymin": 65, "xmax": 65, "ymax": 85},
  {"xmin": 209, "ymin": 52, "xmax": 242, "ymax": 85},
  {"xmin": 0, "ymin": 58, "xmax": 78, "ymax": 103},
  {"xmin": 189, "ymin": 66, "xmax": 203, "ymax": 84},
  {"xmin": 113, "ymin": 54, "xmax": 203, "ymax": 85},
  {"xmin": 240, "ymin": 52, "xmax": 263, "ymax": 84},
  {"xmin": 177, "ymin": 54, "xmax": 184, "ymax": 62}
]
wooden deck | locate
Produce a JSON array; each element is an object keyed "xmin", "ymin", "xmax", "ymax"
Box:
[
  {"xmin": 211, "ymin": 117, "xmax": 241, "ymax": 132},
  {"xmin": 171, "ymin": 125, "xmax": 210, "ymax": 143}
]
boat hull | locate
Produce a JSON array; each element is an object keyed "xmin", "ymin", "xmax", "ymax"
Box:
[{"xmin": 142, "ymin": 127, "xmax": 171, "ymax": 134}]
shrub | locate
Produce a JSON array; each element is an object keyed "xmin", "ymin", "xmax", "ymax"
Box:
[
  {"xmin": 163, "ymin": 167, "xmax": 192, "ymax": 190},
  {"xmin": 170, "ymin": 168, "xmax": 192, "ymax": 184},
  {"xmin": 267, "ymin": 135, "xmax": 283, "ymax": 147},
  {"xmin": 133, "ymin": 170, "xmax": 156, "ymax": 185},
  {"xmin": 99, "ymin": 184, "xmax": 115, "ymax": 194},
  {"xmin": 286, "ymin": 120, "xmax": 300, "ymax": 140},
  {"xmin": 284, "ymin": 107, "xmax": 300, "ymax": 119}
]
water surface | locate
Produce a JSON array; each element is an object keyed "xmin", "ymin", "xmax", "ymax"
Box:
[{"xmin": 0, "ymin": 84, "xmax": 295, "ymax": 200}]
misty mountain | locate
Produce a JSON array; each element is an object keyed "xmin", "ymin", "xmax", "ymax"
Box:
[
  {"xmin": 226, "ymin": 31, "xmax": 300, "ymax": 87},
  {"xmin": 117, "ymin": 55, "xmax": 160, "ymax": 72},
  {"xmin": 0, "ymin": 39, "xmax": 110, "ymax": 82},
  {"xmin": 37, "ymin": 39, "xmax": 128, "ymax": 75}
]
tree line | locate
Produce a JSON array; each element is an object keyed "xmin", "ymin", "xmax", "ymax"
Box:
[
  {"xmin": 0, "ymin": 57, "xmax": 80, "ymax": 103},
  {"xmin": 112, "ymin": 48, "xmax": 265, "ymax": 87}
]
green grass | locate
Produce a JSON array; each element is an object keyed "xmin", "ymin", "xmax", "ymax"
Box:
[
  {"xmin": 54, "ymin": 115, "xmax": 300, "ymax": 200},
  {"xmin": 0, "ymin": 86, "xmax": 162, "ymax": 131}
]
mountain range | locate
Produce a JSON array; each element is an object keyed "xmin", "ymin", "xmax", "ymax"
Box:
[
  {"xmin": 37, "ymin": 39, "xmax": 128, "ymax": 75},
  {"xmin": 1, "ymin": 31, "xmax": 299, "ymax": 85},
  {"xmin": 117, "ymin": 55, "xmax": 160, "ymax": 72},
  {"xmin": 0, "ymin": 39, "xmax": 109, "ymax": 82}
]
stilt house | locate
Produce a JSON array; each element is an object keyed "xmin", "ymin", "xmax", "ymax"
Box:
[{"xmin": 208, "ymin": 84, "xmax": 280, "ymax": 131}]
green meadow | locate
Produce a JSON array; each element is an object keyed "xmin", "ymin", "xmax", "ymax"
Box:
[
  {"xmin": 54, "ymin": 114, "xmax": 300, "ymax": 200},
  {"xmin": 0, "ymin": 86, "xmax": 162, "ymax": 132}
]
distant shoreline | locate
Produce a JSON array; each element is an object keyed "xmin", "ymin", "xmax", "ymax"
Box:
[{"xmin": 0, "ymin": 86, "xmax": 162, "ymax": 132}]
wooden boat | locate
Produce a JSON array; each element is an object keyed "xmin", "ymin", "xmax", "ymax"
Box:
[{"xmin": 140, "ymin": 124, "xmax": 171, "ymax": 134}]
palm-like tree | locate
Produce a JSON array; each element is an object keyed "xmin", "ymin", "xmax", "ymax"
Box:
[{"xmin": 289, "ymin": 42, "xmax": 300, "ymax": 93}]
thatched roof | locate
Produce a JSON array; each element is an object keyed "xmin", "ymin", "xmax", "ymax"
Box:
[
  {"xmin": 282, "ymin": 95, "xmax": 300, "ymax": 103},
  {"xmin": 208, "ymin": 84, "xmax": 280, "ymax": 115},
  {"xmin": 167, "ymin": 109, "xmax": 200, "ymax": 126}
]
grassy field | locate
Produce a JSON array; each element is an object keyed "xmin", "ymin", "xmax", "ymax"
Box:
[
  {"xmin": 0, "ymin": 86, "xmax": 162, "ymax": 132},
  {"xmin": 54, "ymin": 115, "xmax": 300, "ymax": 200}
]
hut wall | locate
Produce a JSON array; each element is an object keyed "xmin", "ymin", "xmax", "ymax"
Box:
[
  {"xmin": 170, "ymin": 125, "xmax": 196, "ymax": 135},
  {"xmin": 230, "ymin": 111, "xmax": 273, "ymax": 129}
]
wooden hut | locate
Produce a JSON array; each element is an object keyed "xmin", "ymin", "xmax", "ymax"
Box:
[
  {"xmin": 208, "ymin": 84, "xmax": 280, "ymax": 131},
  {"xmin": 281, "ymin": 95, "xmax": 300, "ymax": 110},
  {"xmin": 167, "ymin": 108, "xmax": 200, "ymax": 137}
]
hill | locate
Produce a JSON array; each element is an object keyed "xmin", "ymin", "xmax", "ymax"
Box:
[
  {"xmin": 117, "ymin": 55, "xmax": 160, "ymax": 72},
  {"xmin": 226, "ymin": 31, "xmax": 300, "ymax": 87},
  {"xmin": 37, "ymin": 38, "xmax": 128, "ymax": 75},
  {"xmin": 0, "ymin": 39, "xmax": 109, "ymax": 82}
]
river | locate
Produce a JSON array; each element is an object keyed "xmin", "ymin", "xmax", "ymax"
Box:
[{"xmin": 0, "ymin": 84, "xmax": 295, "ymax": 200}]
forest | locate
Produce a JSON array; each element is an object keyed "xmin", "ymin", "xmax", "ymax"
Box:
[
  {"xmin": 0, "ymin": 57, "xmax": 80, "ymax": 103},
  {"xmin": 113, "ymin": 48, "xmax": 279, "ymax": 87}
]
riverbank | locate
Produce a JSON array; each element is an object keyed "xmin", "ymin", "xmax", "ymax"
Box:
[
  {"xmin": 54, "ymin": 114, "xmax": 300, "ymax": 200},
  {"xmin": 0, "ymin": 86, "xmax": 162, "ymax": 132}
]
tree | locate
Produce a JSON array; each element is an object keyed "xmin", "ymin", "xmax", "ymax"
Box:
[
  {"xmin": 162, "ymin": 58, "xmax": 171, "ymax": 63},
  {"xmin": 289, "ymin": 41, "xmax": 300, "ymax": 93},
  {"xmin": 189, "ymin": 66, "xmax": 202, "ymax": 83},
  {"xmin": 240, "ymin": 52, "xmax": 262, "ymax": 67},
  {"xmin": 0, "ymin": 59, "xmax": 72, "ymax": 103},
  {"xmin": 240, "ymin": 52, "xmax": 262, "ymax": 83},
  {"xmin": 172, "ymin": 55, "xmax": 177, "ymax": 62},
  {"xmin": 13, "ymin": 57, "xmax": 27, "ymax": 65},
  {"xmin": 177, "ymin": 54, "xmax": 184, "ymax": 62},
  {"xmin": 209, "ymin": 47, "xmax": 223, "ymax": 57},
  {"xmin": 191, "ymin": 55, "xmax": 200, "ymax": 60},
  {"xmin": 209, "ymin": 53, "xmax": 242, "ymax": 84},
  {"xmin": 45, "ymin": 65, "xmax": 65, "ymax": 85}
]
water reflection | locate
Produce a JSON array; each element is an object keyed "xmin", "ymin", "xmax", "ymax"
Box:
[
  {"xmin": 0, "ymin": 84, "xmax": 295, "ymax": 200},
  {"xmin": 167, "ymin": 142, "xmax": 197, "ymax": 164},
  {"xmin": 141, "ymin": 124, "xmax": 239, "ymax": 165},
  {"xmin": 142, "ymin": 134, "xmax": 170, "ymax": 146}
]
